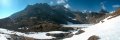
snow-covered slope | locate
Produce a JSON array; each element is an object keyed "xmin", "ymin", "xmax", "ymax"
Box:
[
  {"xmin": 0, "ymin": 28, "xmax": 71, "ymax": 40},
  {"xmin": 0, "ymin": 28, "xmax": 55, "ymax": 39},
  {"xmin": 64, "ymin": 15, "xmax": 120, "ymax": 40}
]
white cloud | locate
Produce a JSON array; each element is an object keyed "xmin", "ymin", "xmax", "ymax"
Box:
[
  {"xmin": 57, "ymin": 0, "xmax": 68, "ymax": 4},
  {"xmin": 56, "ymin": 0, "xmax": 70, "ymax": 8},
  {"xmin": 112, "ymin": 5, "xmax": 120, "ymax": 8},
  {"xmin": 64, "ymin": 4, "xmax": 70, "ymax": 8}
]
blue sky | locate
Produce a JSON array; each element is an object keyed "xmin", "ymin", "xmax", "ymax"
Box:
[{"xmin": 0, "ymin": 0, "xmax": 120, "ymax": 19}]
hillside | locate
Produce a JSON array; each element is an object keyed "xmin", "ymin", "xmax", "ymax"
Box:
[
  {"xmin": 64, "ymin": 8, "xmax": 120, "ymax": 40},
  {"xmin": 0, "ymin": 3, "xmax": 107, "ymax": 32}
]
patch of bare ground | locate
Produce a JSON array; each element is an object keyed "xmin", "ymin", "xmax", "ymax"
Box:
[
  {"xmin": 88, "ymin": 35, "xmax": 100, "ymax": 40},
  {"xmin": 108, "ymin": 8, "xmax": 120, "ymax": 20}
]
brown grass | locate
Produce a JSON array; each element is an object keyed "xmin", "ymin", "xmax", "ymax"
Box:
[
  {"xmin": 108, "ymin": 8, "xmax": 120, "ymax": 20},
  {"xmin": 110, "ymin": 8, "xmax": 120, "ymax": 16}
]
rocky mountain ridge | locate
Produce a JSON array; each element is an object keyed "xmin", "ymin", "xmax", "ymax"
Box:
[{"xmin": 0, "ymin": 3, "xmax": 108, "ymax": 32}]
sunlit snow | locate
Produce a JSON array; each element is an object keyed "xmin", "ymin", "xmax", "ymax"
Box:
[{"xmin": 64, "ymin": 16, "xmax": 120, "ymax": 40}]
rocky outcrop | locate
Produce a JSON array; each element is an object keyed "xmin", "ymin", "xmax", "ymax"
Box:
[
  {"xmin": 46, "ymin": 32, "xmax": 73, "ymax": 39},
  {"xmin": 88, "ymin": 35, "xmax": 100, "ymax": 40}
]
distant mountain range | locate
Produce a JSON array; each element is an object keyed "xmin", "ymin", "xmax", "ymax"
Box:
[{"xmin": 0, "ymin": 3, "xmax": 108, "ymax": 32}]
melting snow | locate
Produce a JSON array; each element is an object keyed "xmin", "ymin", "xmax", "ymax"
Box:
[{"xmin": 0, "ymin": 28, "xmax": 69, "ymax": 39}]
